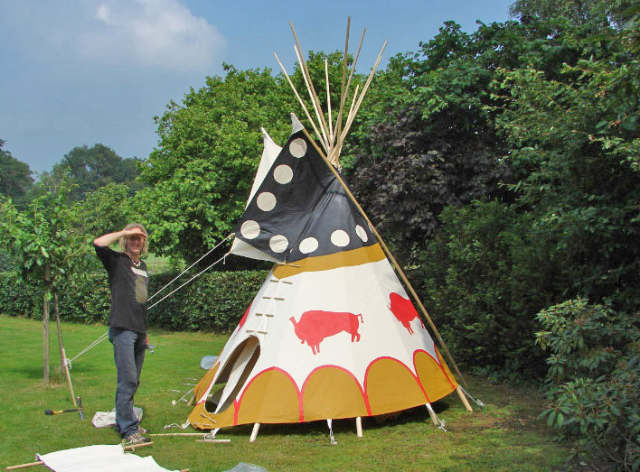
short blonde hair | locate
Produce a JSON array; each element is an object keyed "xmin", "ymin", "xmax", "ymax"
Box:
[{"xmin": 119, "ymin": 223, "xmax": 149, "ymax": 256}]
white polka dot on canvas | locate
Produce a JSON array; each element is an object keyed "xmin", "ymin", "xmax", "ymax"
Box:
[
  {"xmin": 273, "ymin": 164, "xmax": 293, "ymax": 184},
  {"xmin": 289, "ymin": 138, "xmax": 307, "ymax": 158},
  {"xmin": 331, "ymin": 229, "xmax": 350, "ymax": 247},
  {"xmin": 257, "ymin": 192, "xmax": 277, "ymax": 211},
  {"xmin": 299, "ymin": 237, "xmax": 319, "ymax": 254},
  {"xmin": 269, "ymin": 234, "xmax": 289, "ymax": 253},
  {"xmin": 241, "ymin": 220, "xmax": 260, "ymax": 239},
  {"xmin": 355, "ymin": 225, "xmax": 369, "ymax": 242}
]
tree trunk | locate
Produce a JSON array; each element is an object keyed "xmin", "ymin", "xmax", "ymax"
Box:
[
  {"xmin": 54, "ymin": 291, "xmax": 64, "ymax": 372},
  {"xmin": 43, "ymin": 263, "xmax": 51, "ymax": 384}
]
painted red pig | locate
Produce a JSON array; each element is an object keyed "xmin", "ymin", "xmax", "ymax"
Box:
[
  {"xmin": 290, "ymin": 310, "xmax": 363, "ymax": 355},
  {"xmin": 388, "ymin": 292, "xmax": 424, "ymax": 334}
]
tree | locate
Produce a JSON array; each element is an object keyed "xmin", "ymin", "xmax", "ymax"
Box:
[
  {"xmin": 0, "ymin": 139, "xmax": 33, "ymax": 208},
  {"xmin": 350, "ymin": 104, "xmax": 509, "ymax": 261},
  {"xmin": 0, "ymin": 182, "xmax": 88, "ymax": 384},
  {"xmin": 349, "ymin": 14, "xmax": 640, "ymax": 391},
  {"xmin": 509, "ymin": 0, "xmax": 636, "ymax": 28},
  {"xmin": 138, "ymin": 45, "xmax": 379, "ymax": 262},
  {"xmin": 350, "ymin": 20, "xmax": 556, "ymax": 259},
  {"xmin": 36, "ymin": 144, "xmax": 142, "ymax": 202},
  {"xmin": 493, "ymin": 17, "xmax": 640, "ymax": 312},
  {"xmin": 76, "ymin": 183, "xmax": 142, "ymax": 238}
]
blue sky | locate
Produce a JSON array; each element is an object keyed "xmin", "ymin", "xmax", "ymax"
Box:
[{"xmin": 0, "ymin": 0, "xmax": 513, "ymax": 175}]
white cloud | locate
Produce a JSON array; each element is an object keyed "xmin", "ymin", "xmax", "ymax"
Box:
[{"xmin": 79, "ymin": 0, "xmax": 226, "ymax": 72}]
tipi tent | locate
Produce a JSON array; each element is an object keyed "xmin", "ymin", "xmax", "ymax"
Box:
[{"xmin": 188, "ymin": 20, "xmax": 471, "ymax": 440}]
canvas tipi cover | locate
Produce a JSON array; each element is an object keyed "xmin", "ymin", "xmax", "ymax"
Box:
[{"xmin": 188, "ymin": 116, "xmax": 459, "ymax": 431}]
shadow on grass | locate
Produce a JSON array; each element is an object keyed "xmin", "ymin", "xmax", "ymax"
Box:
[
  {"xmin": 211, "ymin": 402, "xmax": 452, "ymax": 441},
  {"xmin": 7, "ymin": 366, "xmax": 45, "ymax": 380}
]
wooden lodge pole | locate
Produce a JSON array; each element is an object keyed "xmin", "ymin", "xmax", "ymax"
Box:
[
  {"xmin": 304, "ymin": 128, "xmax": 467, "ymax": 387},
  {"xmin": 6, "ymin": 461, "xmax": 44, "ymax": 470},
  {"xmin": 278, "ymin": 17, "xmax": 472, "ymax": 413},
  {"xmin": 53, "ymin": 291, "xmax": 76, "ymax": 406},
  {"xmin": 249, "ymin": 423, "xmax": 260, "ymax": 443}
]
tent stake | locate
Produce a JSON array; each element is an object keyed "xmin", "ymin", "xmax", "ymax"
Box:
[
  {"xmin": 249, "ymin": 423, "xmax": 260, "ymax": 443},
  {"xmin": 356, "ymin": 417, "xmax": 363, "ymax": 437}
]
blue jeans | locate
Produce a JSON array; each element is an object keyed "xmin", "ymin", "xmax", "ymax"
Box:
[{"xmin": 108, "ymin": 327, "xmax": 146, "ymax": 438}]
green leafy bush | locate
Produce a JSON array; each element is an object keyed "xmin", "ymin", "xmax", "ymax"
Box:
[{"xmin": 536, "ymin": 298, "xmax": 640, "ymax": 470}]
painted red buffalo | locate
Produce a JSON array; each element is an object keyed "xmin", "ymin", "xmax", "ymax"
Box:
[
  {"xmin": 388, "ymin": 292, "xmax": 424, "ymax": 334},
  {"xmin": 290, "ymin": 310, "xmax": 363, "ymax": 355}
]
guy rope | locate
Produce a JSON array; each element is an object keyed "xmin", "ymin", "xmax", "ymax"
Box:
[{"xmin": 65, "ymin": 233, "xmax": 234, "ymax": 369}]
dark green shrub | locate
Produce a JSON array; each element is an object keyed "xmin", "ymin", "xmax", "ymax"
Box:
[
  {"xmin": 414, "ymin": 200, "xmax": 560, "ymax": 380},
  {"xmin": 536, "ymin": 298, "xmax": 640, "ymax": 470}
]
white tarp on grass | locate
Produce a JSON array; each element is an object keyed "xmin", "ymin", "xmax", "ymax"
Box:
[{"xmin": 36, "ymin": 445, "xmax": 179, "ymax": 472}]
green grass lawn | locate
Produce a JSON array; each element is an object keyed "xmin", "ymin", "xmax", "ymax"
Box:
[{"xmin": 0, "ymin": 315, "xmax": 569, "ymax": 471}]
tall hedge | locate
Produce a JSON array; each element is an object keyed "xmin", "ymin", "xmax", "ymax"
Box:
[
  {"xmin": 0, "ymin": 269, "xmax": 266, "ymax": 333},
  {"xmin": 146, "ymin": 270, "xmax": 266, "ymax": 332}
]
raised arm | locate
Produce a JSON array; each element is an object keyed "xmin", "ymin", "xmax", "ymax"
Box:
[{"xmin": 93, "ymin": 228, "xmax": 146, "ymax": 247}]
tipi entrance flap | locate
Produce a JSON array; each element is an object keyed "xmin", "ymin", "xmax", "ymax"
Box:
[{"xmin": 210, "ymin": 336, "xmax": 261, "ymax": 415}]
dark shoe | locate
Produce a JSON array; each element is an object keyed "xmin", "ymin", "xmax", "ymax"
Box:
[{"xmin": 123, "ymin": 432, "xmax": 150, "ymax": 445}]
